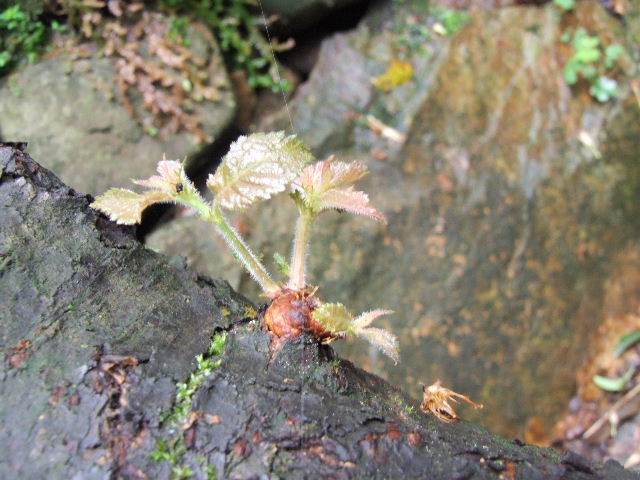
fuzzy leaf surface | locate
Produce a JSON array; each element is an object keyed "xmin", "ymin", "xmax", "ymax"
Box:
[
  {"xmin": 312, "ymin": 302, "xmax": 354, "ymax": 334},
  {"xmin": 91, "ymin": 188, "xmax": 172, "ymax": 225},
  {"xmin": 92, "ymin": 159, "xmax": 204, "ymax": 224},
  {"xmin": 207, "ymin": 132, "xmax": 313, "ymax": 210},
  {"xmin": 312, "ymin": 303, "xmax": 399, "ymax": 363},
  {"xmin": 292, "ymin": 158, "xmax": 386, "ymax": 223},
  {"xmin": 133, "ymin": 158, "xmax": 199, "ymax": 201},
  {"xmin": 356, "ymin": 327, "xmax": 400, "ymax": 365},
  {"xmin": 133, "ymin": 159, "xmax": 182, "ymax": 193},
  {"xmin": 351, "ymin": 309, "xmax": 395, "ymax": 331}
]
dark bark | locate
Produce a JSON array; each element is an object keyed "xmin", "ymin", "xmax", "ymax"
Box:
[{"xmin": 1, "ymin": 145, "xmax": 636, "ymax": 479}]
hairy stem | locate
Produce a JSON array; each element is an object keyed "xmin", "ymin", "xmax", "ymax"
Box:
[
  {"xmin": 288, "ymin": 210, "xmax": 315, "ymax": 290},
  {"xmin": 175, "ymin": 193, "xmax": 279, "ymax": 294},
  {"xmin": 176, "ymin": 191, "xmax": 212, "ymax": 219},
  {"xmin": 210, "ymin": 204, "xmax": 280, "ymax": 295}
]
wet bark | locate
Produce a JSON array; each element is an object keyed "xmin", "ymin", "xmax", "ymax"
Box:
[{"xmin": 1, "ymin": 145, "xmax": 637, "ymax": 479}]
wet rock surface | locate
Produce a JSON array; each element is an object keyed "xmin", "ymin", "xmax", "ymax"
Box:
[
  {"xmin": 149, "ymin": 0, "xmax": 640, "ymax": 438},
  {"xmin": 0, "ymin": 145, "xmax": 242, "ymax": 478},
  {"xmin": 2, "ymin": 144, "xmax": 638, "ymax": 479}
]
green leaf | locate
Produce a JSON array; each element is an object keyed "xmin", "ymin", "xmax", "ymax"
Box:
[
  {"xmin": 605, "ymin": 44, "xmax": 624, "ymax": 68},
  {"xmin": 573, "ymin": 29, "xmax": 599, "ymax": 51},
  {"xmin": 581, "ymin": 64, "xmax": 598, "ymax": 80},
  {"xmin": 312, "ymin": 303, "xmax": 399, "ymax": 363},
  {"xmin": 312, "ymin": 302, "xmax": 354, "ymax": 334},
  {"xmin": 575, "ymin": 47, "xmax": 600, "ymax": 64},
  {"xmin": 615, "ymin": 331, "xmax": 640, "ymax": 357},
  {"xmin": 590, "ymin": 76, "xmax": 618, "ymax": 102},
  {"xmin": 207, "ymin": 132, "xmax": 314, "ymax": 210},
  {"xmin": 0, "ymin": 51, "xmax": 10, "ymax": 68},
  {"xmin": 553, "ymin": 0, "xmax": 576, "ymax": 10},
  {"xmin": 564, "ymin": 64, "xmax": 578, "ymax": 85},
  {"xmin": 593, "ymin": 367, "xmax": 635, "ymax": 392},
  {"xmin": 273, "ymin": 252, "xmax": 290, "ymax": 275}
]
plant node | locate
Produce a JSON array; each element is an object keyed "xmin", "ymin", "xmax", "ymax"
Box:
[{"xmin": 263, "ymin": 288, "xmax": 341, "ymax": 344}]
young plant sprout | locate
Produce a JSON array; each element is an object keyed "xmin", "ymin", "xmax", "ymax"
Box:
[{"xmin": 91, "ymin": 132, "xmax": 399, "ymax": 363}]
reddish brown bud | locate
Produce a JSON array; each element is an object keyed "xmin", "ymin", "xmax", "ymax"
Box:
[{"xmin": 263, "ymin": 289, "xmax": 339, "ymax": 343}]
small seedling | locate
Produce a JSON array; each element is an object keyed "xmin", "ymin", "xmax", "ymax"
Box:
[
  {"xmin": 92, "ymin": 132, "xmax": 399, "ymax": 363},
  {"xmin": 563, "ymin": 27, "xmax": 626, "ymax": 103}
]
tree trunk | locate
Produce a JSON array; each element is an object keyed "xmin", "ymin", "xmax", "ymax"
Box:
[{"xmin": 1, "ymin": 144, "xmax": 636, "ymax": 479}]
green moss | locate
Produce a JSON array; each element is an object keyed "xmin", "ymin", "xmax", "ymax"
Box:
[
  {"xmin": 242, "ymin": 305, "xmax": 257, "ymax": 319},
  {"xmin": 206, "ymin": 465, "xmax": 217, "ymax": 480},
  {"xmin": 152, "ymin": 331, "xmax": 226, "ymax": 479}
]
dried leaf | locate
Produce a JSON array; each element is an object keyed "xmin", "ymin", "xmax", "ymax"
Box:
[
  {"xmin": 91, "ymin": 188, "xmax": 172, "ymax": 224},
  {"xmin": 207, "ymin": 132, "xmax": 313, "ymax": 210},
  {"xmin": 584, "ymin": 382, "xmax": 640, "ymax": 443},
  {"xmin": 366, "ymin": 115, "xmax": 407, "ymax": 143},
  {"xmin": 420, "ymin": 380, "xmax": 483, "ymax": 423},
  {"xmin": 292, "ymin": 157, "xmax": 386, "ymax": 223}
]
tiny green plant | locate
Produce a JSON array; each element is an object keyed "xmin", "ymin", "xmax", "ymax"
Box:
[
  {"xmin": 92, "ymin": 132, "xmax": 399, "ymax": 362},
  {"xmin": 159, "ymin": 0, "xmax": 291, "ymax": 92},
  {"xmin": 431, "ymin": 7, "xmax": 470, "ymax": 37},
  {"xmin": 563, "ymin": 27, "xmax": 626, "ymax": 103},
  {"xmin": 152, "ymin": 332, "xmax": 226, "ymax": 476}
]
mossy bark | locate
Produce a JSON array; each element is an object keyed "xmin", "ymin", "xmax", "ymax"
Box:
[{"xmin": 1, "ymin": 145, "xmax": 636, "ymax": 479}]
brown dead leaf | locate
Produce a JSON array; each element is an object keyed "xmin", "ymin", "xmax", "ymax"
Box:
[
  {"xmin": 366, "ymin": 115, "xmax": 407, "ymax": 143},
  {"xmin": 420, "ymin": 380, "xmax": 483, "ymax": 423},
  {"xmin": 182, "ymin": 411, "xmax": 221, "ymax": 431},
  {"xmin": 5, "ymin": 339, "xmax": 32, "ymax": 368}
]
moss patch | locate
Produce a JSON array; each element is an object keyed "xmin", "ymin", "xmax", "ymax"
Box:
[{"xmin": 152, "ymin": 332, "xmax": 226, "ymax": 479}]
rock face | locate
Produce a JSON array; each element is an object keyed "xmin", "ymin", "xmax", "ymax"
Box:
[
  {"xmin": 0, "ymin": 18, "xmax": 236, "ymax": 196},
  {"xmin": 0, "ymin": 144, "xmax": 243, "ymax": 478},
  {"xmin": 148, "ymin": 0, "xmax": 640, "ymax": 437},
  {"xmin": 2, "ymin": 144, "xmax": 638, "ymax": 480}
]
